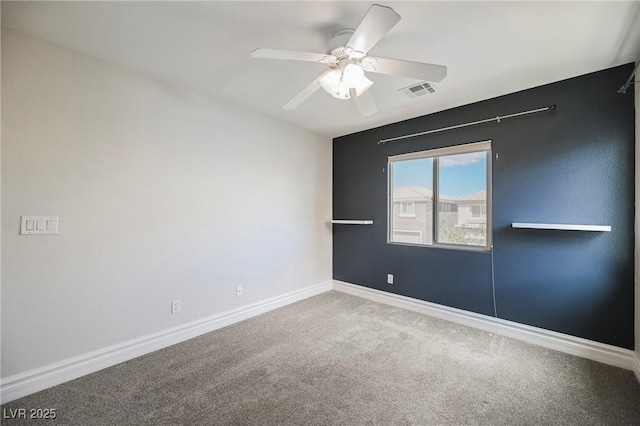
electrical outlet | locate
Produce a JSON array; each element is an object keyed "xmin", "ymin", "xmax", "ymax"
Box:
[
  {"xmin": 171, "ymin": 299, "xmax": 181, "ymax": 314},
  {"xmin": 236, "ymin": 285, "xmax": 243, "ymax": 297},
  {"xmin": 387, "ymin": 274, "xmax": 394, "ymax": 285}
]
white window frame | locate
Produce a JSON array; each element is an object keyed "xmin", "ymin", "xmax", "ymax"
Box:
[{"xmin": 387, "ymin": 140, "xmax": 492, "ymax": 251}]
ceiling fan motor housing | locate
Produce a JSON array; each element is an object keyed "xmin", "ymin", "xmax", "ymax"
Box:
[{"xmin": 328, "ymin": 29, "xmax": 354, "ymax": 52}]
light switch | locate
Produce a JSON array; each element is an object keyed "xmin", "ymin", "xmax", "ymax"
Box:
[{"xmin": 21, "ymin": 216, "xmax": 58, "ymax": 235}]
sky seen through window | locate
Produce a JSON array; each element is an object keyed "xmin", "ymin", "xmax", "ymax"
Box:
[{"xmin": 393, "ymin": 152, "xmax": 486, "ymax": 196}]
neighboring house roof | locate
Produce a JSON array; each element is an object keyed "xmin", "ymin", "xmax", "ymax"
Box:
[
  {"xmin": 392, "ymin": 186, "xmax": 455, "ymax": 202},
  {"xmin": 393, "ymin": 186, "xmax": 433, "ymax": 201},
  {"xmin": 456, "ymin": 190, "xmax": 487, "ymax": 203}
]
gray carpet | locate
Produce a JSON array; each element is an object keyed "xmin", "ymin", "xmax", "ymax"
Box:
[{"xmin": 2, "ymin": 291, "xmax": 639, "ymax": 425}]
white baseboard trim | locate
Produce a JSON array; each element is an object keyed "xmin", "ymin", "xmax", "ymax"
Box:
[
  {"xmin": 633, "ymin": 353, "xmax": 640, "ymax": 384},
  {"xmin": 0, "ymin": 281, "xmax": 333, "ymax": 404},
  {"xmin": 333, "ymin": 280, "xmax": 634, "ymax": 371}
]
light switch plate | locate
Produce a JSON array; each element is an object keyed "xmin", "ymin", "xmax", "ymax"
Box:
[{"xmin": 21, "ymin": 216, "xmax": 58, "ymax": 235}]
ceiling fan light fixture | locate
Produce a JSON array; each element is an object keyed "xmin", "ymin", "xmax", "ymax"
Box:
[
  {"xmin": 341, "ymin": 63, "xmax": 365, "ymax": 87},
  {"xmin": 333, "ymin": 80, "xmax": 351, "ymax": 99},
  {"xmin": 319, "ymin": 69, "xmax": 342, "ymax": 94},
  {"xmin": 354, "ymin": 75, "xmax": 373, "ymax": 96},
  {"xmin": 320, "ymin": 69, "xmax": 351, "ymax": 99}
]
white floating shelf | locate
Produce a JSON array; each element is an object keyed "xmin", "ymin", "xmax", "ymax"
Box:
[
  {"xmin": 512, "ymin": 223, "xmax": 611, "ymax": 232},
  {"xmin": 330, "ymin": 220, "xmax": 374, "ymax": 225}
]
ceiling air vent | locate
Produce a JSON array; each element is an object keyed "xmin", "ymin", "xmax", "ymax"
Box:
[{"xmin": 399, "ymin": 82, "xmax": 438, "ymax": 99}]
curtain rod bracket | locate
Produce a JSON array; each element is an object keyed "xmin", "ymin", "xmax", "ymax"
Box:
[{"xmin": 618, "ymin": 56, "xmax": 640, "ymax": 94}]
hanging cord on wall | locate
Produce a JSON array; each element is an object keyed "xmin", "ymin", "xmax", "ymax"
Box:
[
  {"xmin": 377, "ymin": 105, "xmax": 556, "ymax": 145},
  {"xmin": 490, "ymin": 244, "xmax": 499, "ymax": 336}
]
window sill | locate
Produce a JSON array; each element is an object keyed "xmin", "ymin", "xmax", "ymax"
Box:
[{"xmin": 388, "ymin": 241, "xmax": 491, "ymax": 252}]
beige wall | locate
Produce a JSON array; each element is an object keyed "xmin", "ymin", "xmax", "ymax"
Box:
[{"xmin": 1, "ymin": 28, "xmax": 332, "ymax": 378}]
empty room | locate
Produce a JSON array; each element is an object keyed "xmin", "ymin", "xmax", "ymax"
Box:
[{"xmin": 1, "ymin": 1, "xmax": 639, "ymax": 424}]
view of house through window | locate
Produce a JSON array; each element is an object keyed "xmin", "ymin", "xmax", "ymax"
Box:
[{"xmin": 389, "ymin": 141, "xmax": 491, "ymax": 249}]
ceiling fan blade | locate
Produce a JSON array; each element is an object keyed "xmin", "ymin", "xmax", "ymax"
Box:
[
  {"xmin": 251, "ymin": 48, "xmax": 335, "ymax": 64},
  {"xmin": 351, "ymin": 89, "xmax": 377, "ymax": 117},
  {"xmin": 366, "ymin": 57, "xmax": 447, "ymax": 82},
  {"xmin": 347, "ymin": 4, "xmax": 401, "ymax": 55},
  {"xmin": 283, "ymin": 76, "xmax": 322, "ymax": 110}
]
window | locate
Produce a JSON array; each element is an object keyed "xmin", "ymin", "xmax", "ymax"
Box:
[
  {"xmin": 439, "ymin": 202, "xmax": 458, "ymax": 213},
  {"xmin": 471, "ymin": 205, "xmax": 486, "ymax": 218},
  {"xmin": 388, "ymin": 141, "xmax": 491, "ymax": 250},
  {"xmin": 399, "ymin": 202, "xmax": 415, "ymax": 217}
]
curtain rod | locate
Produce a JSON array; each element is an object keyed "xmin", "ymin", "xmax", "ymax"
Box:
[{"xmin": 377, "ymin": 105, "xmax": 556, "ymax": 145}]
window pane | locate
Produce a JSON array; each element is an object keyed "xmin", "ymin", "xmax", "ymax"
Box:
[
  {"xmin": 437, "ymin": 151, "xmax": 487, "ymax": 246},
  {"xmin": 390, "ymin": 158, "xmax": 433, "ymax": 245}
]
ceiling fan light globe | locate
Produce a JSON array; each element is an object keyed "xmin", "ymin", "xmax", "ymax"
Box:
[
  {"xmin": 342, "ymin": 63, "xmax": 365, "ymax": 87},
  {"xmin": 332, "ymin": 81, "xmax": 351, "ymax": 100},
  {"xmin": 354, "ymin": 75, "xmax": 374, "ymax": 97},
  {"xmin": 319, "ymin": 69, "xmax": 342, "ymax": 95}
]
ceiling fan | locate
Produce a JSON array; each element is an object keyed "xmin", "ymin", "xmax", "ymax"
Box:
[{"xmin": 251, "ymin": 4, "xmax": 447, "ymax": 117}]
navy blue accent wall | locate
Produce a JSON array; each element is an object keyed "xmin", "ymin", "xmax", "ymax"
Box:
[{"xmin": 333, "ymin": 64, "xmax": 635, "ymax": 349}]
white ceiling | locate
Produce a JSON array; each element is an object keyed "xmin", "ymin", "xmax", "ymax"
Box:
[{"xmin": 3, "ymin": 1, "xmax": 639, "ymax": 138}]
